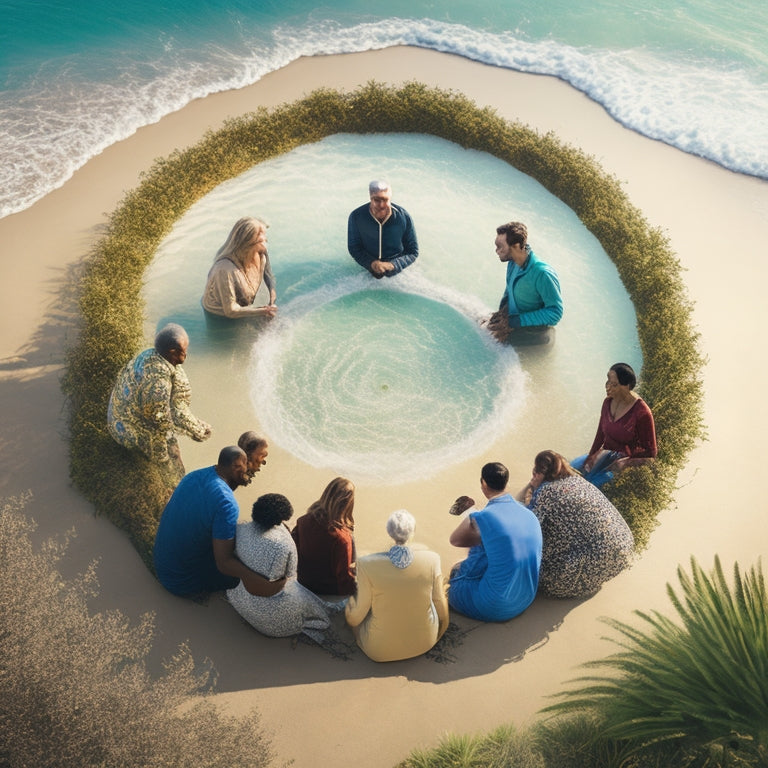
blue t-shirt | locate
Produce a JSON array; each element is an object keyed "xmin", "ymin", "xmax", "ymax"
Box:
[
  {"xmin": 449, "ymin": 494, "xmax": 542, "ymax": 621},
  {"xmin": 153, "ymin": 466, "xmax": 239, "ymax": 595}
]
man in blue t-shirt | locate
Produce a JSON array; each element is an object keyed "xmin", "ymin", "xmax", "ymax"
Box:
[
  {"xmin": 153, "ymin": 445, "xmax": 286, "ymax": 597},
  {"xmin": 448, "ymin": 462, "xmax": 542, "ymax": 622},
  {"xmin": 347, "ymin": 180, "xmax": 419, "ymax": 278}
]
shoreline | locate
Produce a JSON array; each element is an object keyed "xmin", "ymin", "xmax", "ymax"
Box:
[{"xmin": 2, "ymin": 46, "xmax": 768, "ymax": 767}]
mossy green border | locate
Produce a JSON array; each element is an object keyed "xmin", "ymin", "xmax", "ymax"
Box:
[{"xmin": 63, "ymin": 81, "xmax": 705, "ymax": 568}]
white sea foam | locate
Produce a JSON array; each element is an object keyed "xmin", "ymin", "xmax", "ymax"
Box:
[
  {"xmin": 3, "ymin": 16, "xmax": 765, "ymax": 221},
  {"xmin": 248, "ymin": 275, "xmax": 527, "ymax": 484}
]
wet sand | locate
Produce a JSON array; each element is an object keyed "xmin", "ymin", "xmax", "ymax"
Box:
[{"xmin": 1, "ymin": 47, "xmax": 767, "ymax": 767}]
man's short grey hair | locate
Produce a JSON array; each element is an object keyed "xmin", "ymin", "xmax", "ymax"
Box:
[
  {"xmin": 237, "ymin": 431, "xmax": 268, "ymax": 455},
  {"xmin": 154, "ymin": 323, "xmax": 189, "ymax": 356},
  {"xmin": 369, "ymin": 179, "xmax": 391, "ymax": 195},
  {"xmin": 386, "ymin": 509, "xmax": 415, "ymax": 545}
]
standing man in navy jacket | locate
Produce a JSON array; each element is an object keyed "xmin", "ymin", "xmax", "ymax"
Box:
[{"xmin": 347, "ymin": 180, "xmax": 419, "ymax": 278}]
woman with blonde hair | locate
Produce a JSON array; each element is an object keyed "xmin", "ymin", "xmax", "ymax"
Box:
[
  {"xmin": 517, "ymin": 449, "xmax": 635, "ymax": 598},
  {"xmin": 292, "ymin": 477, "xmax": 357, "ymax": 596},
  {"xmin": 202, "ymin": 217, "xmax": 278, "ymax": 319}
]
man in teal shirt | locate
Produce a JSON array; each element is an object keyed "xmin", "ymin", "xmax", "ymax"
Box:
[{"xmin": 486, "ymin": 221, "xmax": 563, "ymax": 346}]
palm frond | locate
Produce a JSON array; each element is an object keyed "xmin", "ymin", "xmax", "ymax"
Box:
[{"xmin": 543, "ymin": 557, "xmax": 768, "ymax": 761}]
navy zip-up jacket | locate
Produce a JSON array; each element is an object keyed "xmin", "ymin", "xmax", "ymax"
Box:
[{"xmin": 347, "ymin": 202, "xmax": 419, "ymax": 275}]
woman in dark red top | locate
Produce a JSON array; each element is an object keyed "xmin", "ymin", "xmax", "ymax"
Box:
[
  {"xmin": 571, "ymin": 362, "xmax": 657, "ymax": 487},
  {"xmin": 291, "ymin": 477, "xmax": 356, "ymax": 596}
]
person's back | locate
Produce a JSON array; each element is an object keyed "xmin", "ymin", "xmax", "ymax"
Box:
[
  {"xmin": 108, "ymin": 348, "xmax": 169, "ymax": 448},
  {"xmin": 349, "ymin": 546, "xmax": 446, "ymax": 662},
  {"xmin": 153, "ymin": 465, "xmax": 239, "ymax": 595},
  {"xmin": 292, "ymin": 512, "xmax": 356, "ymax": 596},
  {"xmin": 532, "ymin": 474, "xmax": 634, "ymax": 598},
  {"xmin": 450, "ymin": 494, "xmax": 542, "ymax": 621}
]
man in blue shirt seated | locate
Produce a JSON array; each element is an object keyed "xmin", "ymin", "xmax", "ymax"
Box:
[
  {"xmin": 153, "ymin": 445, "xmax": 286, "ymax": 597},
  {"xmin": 347, "ymin": 180, "xmax": 419, "ymax": 278},
  {"xmin": 486, "ymin": 221, "xmax": 563, "ymax": 346},
  {"xmin": 448, "ymin": 462, "xmax": 542, "ymax": 622}
]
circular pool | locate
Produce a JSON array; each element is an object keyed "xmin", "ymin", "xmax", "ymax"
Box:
[{"xmin": 144, "ymin": 133, "xmax": 640, "ymax": 483}]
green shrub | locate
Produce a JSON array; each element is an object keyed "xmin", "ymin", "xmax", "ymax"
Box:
[
  {"xmin": 542, "ymin": 557, "xmax": 768, "ymax": 767},
  {"xmin": 62, "ymin": 81, "xmax": 705, "ymax": 567},
  {"xmin": 0, "ymin": 496, "xmax": 280, "ymax": 768},
  {"xmin": 396, "ymin": 724, "xmax": 545, "ymax": 768}
]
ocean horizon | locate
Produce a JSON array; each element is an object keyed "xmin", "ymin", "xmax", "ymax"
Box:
[{"xmin": 2, "ymin": 0, "xmax": 767, "ymax": 220}]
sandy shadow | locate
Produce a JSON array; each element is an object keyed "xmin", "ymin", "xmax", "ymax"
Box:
[{"xmin": 134, "ymin": 584, "xmax": 587, "ymax": 692}]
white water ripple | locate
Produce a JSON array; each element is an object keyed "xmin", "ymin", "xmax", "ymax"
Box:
[{"xmin": 2, "ymin": 16, "xmax": 765, "ymax": 220}]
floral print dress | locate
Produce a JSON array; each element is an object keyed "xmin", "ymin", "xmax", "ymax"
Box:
[{"xmin": 530, "ymin": 475, "xmax": 634, "ymax": 598}]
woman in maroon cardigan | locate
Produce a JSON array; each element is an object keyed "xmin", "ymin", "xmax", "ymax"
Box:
[
  {"xmin": 571, "ymin": 362, "xmax": 657, "ymax": 487},
  {"xmin": 291, "ymin": 477, "xmax": 357, "ymax": 596}
]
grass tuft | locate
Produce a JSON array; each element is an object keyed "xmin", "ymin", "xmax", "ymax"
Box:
[
  {"xmin": 541, "ymin": 557, "xmax": 768, "ymax": 767},
  {"xmin": 0, "ymin": 496, "xmax": 280, "ymax": 768}
]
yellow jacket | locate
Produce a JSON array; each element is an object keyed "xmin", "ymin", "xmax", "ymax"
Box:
[{"xmin": 345, "ymin": 545, "xmax": 449, "ymax": 662}]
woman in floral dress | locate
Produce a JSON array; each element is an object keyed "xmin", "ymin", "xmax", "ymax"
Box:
[{"xmin": 518, "ymin": 450, "xmax": 635, "ymax": 599}]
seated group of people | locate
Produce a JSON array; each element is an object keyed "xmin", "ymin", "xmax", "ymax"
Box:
[
  {"xmin": 150, "ymin": 401, "xmax": 651, "ymax": 662},
  {"xmin": 106, "ymin": 179, "xmax": 657, "ymax": 662},
  {"xmin": 106, "ymin": 319, "xmax": 655, "ymax": 664},
  {"xmin": 199, "ymin": 180, "xmax": 564, "ymax": 346}
]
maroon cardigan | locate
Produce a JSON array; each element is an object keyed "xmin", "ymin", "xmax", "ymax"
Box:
[
  {"xmin": 589, "ymin": 397, "xmax": 657, "ymax": 459},
  {"xmin": 291, "ymin": 513, "xmax": 356, "ymax": 596}
]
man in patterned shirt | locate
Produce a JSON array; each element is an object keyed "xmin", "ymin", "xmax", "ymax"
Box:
[{"xmin": 107, "ymin": 323, "xmax": 211, "ymax": 484}]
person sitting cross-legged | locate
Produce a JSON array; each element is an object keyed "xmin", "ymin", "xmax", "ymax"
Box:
[{"xmin": 448, "ymin": 461, "xmax": 542, "ymax": 622}]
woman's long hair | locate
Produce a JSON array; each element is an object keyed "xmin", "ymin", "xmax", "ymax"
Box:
[
  {"xmin": 534, "ymin": 450, "xmax": 577, "ymax": 483},
  {"xmin": 213, "ymin": 217, "xmax": 266, "ymax": 270},
  {"xmin": 308, "ymin": 477, "xmax": 355, "ymax": 531}
]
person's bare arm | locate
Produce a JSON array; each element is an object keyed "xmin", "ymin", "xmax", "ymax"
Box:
[
  {"xmin": 212, "ymin": 538, "xmax": 286, "ymax": 596},
  {"xmin": 449, "ymin": 515, "xmax": 482, "ymax": 548}
]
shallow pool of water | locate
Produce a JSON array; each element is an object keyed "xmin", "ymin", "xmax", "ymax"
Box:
[{"xmin": 144, "ymin": 133, "xmax": 640, "ymax": 483}]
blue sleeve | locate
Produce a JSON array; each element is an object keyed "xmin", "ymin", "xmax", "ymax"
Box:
[
  {"xmin": 211, "ymin": 494, "xmax": 238, "ymax": 540},
  {"xmin": 386, "ymin": 251, "xmax": 418, "ymax": 275},
  {"xmin": 384, "ymin": 209, "xmax": 419, "ymax": 276}
]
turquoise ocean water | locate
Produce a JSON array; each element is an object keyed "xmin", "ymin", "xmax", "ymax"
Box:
[{"xmin": 2, "ymin": 0, "xmax": 767, "ymax": 219}]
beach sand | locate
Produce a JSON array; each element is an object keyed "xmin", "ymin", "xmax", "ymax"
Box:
[{"xmin": 1, "ymin": 46, "xmax": 767, "ymax": 767}]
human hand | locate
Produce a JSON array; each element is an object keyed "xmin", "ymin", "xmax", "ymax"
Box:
[
  {"xmin": 489, "ymin": 324, "xmax": 512, "ymax": 343},
  {"xmin": 482, "ymin": 311, "xmax": 498, "ymax": 328},
  {"xmin": 486, "ymin": 311, "xmax": 512, "ymax": 342},
  {"xmin": 370, "ymin": 260, "xmax": 393, "ymax": 277},
  {"xmin": 193, "ymin": 422, "xmax": 213, "ymax": 442},
  {"xmin": 583, "ymin": 453, "xmax": 598, "ymax": 473},
  {"xmin": 241, "ymin": 571, "xmax": 286, "ymax": 597},
  {"xmin": 261, "ymin": 304, "xmax": 278, "ymax": 319},
  {"xmin": 449, "ymin": 495, "xmax": 476, "ymax": 516}
]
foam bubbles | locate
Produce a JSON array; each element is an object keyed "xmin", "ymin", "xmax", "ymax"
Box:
[
  {"xmin": 2, "ymin": 11, "xmax": 767, "ymax": 219},
  {"xmin": 250, "ymin": 279, "xmax": 526, "ymax": 484}
]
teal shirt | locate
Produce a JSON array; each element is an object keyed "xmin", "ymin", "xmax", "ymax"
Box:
[{"xmin": 501, "ymin": 248, "xmax": 563, "ymax": 327}]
